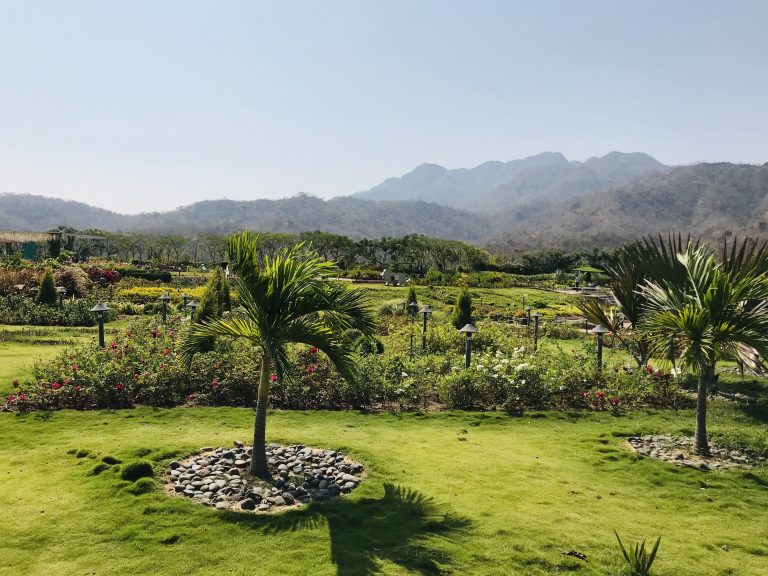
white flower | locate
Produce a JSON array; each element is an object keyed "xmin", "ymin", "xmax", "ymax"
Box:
[
  {"xmin": 500, "ymin": 358, "xmax": 509, "ymax": 365},
  {"xmin": 401, "ymin": 372, "xmax": 408, "ymax": 378},
  {"xmin": 515, "ymin": 363, "xmax": 529, "ymax": 371}
]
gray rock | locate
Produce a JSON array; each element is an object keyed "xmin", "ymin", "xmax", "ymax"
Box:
[{"xmin": 239, "ymin": 498, "xmax": 256, "ymax": 510}]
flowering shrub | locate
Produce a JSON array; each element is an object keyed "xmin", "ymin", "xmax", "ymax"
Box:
[{"xmin": 86, "ymin": 267, "xmax": 121, "ymax": 285}]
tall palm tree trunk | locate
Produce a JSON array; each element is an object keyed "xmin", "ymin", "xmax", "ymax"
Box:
[
  {"xmin": 250, "ymin": 354, "xmax": 272, "ymax": 478},
  {"xmin": 694, "ymin": 363, "xmax": 714, "ymax": 456}
]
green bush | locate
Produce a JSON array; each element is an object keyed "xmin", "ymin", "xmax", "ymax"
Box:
[
  {"xmin": 0, "ymin": 295, "xmax": 110, "ymax": 326},
  {"xmin": 120, "ymin": 460, "xmax": 154, "ymax": 481},
  {"xmin": 451, "ymin": 288, "xmax": 473, "ymax": 329},
  {"xmin": 36, "ymin": 269, "xmax": 58, "ymax": 305}
]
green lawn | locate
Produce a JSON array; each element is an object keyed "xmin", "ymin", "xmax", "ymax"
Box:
[{"xmin": 1, "ymin": 406, "xmax": 766, "ymax": 576}]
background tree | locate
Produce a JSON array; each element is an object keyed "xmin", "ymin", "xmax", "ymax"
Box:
[
  {"xmin": 36, "ymin": 269, "xmax": 58, "ymax": 305},
  {"xmin": 406, "ymin": 285, "xmax": 418, "ymax": 309},
  {"xmin": 179, "ymin": 233, "xmax": 376, "ymax": 478}
]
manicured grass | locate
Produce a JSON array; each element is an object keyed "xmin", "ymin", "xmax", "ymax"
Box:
[{"xmin": 1, "ymin": 406, "xmax": 766, "ymax": 575}]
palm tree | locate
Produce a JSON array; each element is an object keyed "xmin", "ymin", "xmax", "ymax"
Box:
[
  {"xmin": 179, "ymin": 232, "xmax": 376, "ymax": 478},
  {"xmin": 639, "ymin": 237, "xmax": 768, "ymax": 455}
]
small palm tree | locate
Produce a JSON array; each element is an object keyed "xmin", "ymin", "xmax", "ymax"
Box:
[
  {"xmin": 640, "ymin": 237, "xmax": 768, "ymax": 454},
  {"xmin": 179, "ymin": 232, "xmax": 376, "ymax": 478}
]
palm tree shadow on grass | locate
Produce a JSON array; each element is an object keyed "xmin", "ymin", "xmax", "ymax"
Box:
[{"xmin": 218, "ymin": 483, "xmax": 471, "ymax": 575}]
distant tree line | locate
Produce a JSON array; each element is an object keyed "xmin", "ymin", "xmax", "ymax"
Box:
[{"xmin": 29, "ymin": 228, "xmax": 618, "ymax": 276}]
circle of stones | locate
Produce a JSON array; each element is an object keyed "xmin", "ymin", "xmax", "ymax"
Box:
[
  {"xmin": 166, "ymin": 441, "xmax": 364, "ymax": 512},
  {"xmin": 627, "ymin": 435, "xmax": 765, "ymax": 471}
]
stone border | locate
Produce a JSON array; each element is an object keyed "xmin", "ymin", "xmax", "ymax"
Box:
[
  {"xmin": 165, "ymin": 441, "xmax": 364, "ymax": 512},
  {"xmin": 627, "ymin": 435, "xmax": 765, "ymax": 471}
]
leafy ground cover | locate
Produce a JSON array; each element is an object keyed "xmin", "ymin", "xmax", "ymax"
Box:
[{"xmin": 0, "ymin": 407, "xmax": 766, "ymax": 576}]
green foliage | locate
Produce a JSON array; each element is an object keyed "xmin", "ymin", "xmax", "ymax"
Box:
[
  {"xmin": 120, "ymin": 460, "xmax": 154, "ymax": 482},
  {"xmin": 36, "ymin": 269, "xmax": 58, "ymax": 306},
  {"xmin": 615, "ymin": 531, "xmax": 661, "ymax": 576},
  {"xmin": 406, "ymin": 285, "xmax": 418, "ymax": 309},
  {"xmin": 126, "ymin": 477, "xmax": 155, "ymax": 495},
  {"xmin": 451, "ymin": 288, "xmax": 473, "ymax": 329},
  {"xmin": 0, "ymin": 295, "xmax": 103, "ymax": 326}
]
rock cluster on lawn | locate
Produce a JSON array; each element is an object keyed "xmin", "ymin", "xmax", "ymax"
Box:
[
  {"xmin": 167, "ymin": 441, "xmax": 364, "ymax": 512},
  {"xmin": 627, "ymin": 435, "xmax": 765, "ymax": 471}
]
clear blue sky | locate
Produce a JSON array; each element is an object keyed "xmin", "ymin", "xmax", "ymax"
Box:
[{"xmin": 1, "ymin": 0, "xmax": 766, "ymax": 213}]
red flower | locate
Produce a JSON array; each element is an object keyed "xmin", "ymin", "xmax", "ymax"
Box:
[
  {"xmin": 309, "ymin": 346, "xmax": 318, "ymax": 354},
  {"xmin": 110, "ymin": 342, "xmax": 118, "ymax": 349},
  {"xmin": 162, "ymin": 348, "xmax": 171, "ymax": 356},
  {"xmin": 610, "ymin": 396, "xmax": 620, "ymax": 406},
  {"xmin": 151, "ymin": 330, "xmax": 159, "ymax": 338},
  {"xmin": 71, "ymin": 364, "xmax": 78, "ymax": 372},
  {"xmin": 73, "ymin": 386, "xmax": 81, "ymax": 392},
  {"xmin": 19, "ymin": 394, "xmax": 28, "ymax": 401},
  {"xmin": 212, "ymin": 378, "xmax": 220, "ymax": 389},
  {"xmin": 306, "ymin": 365, "xmax": 316, "ymax": 374},
  {"xmin": 581, "ymin": 391, "xmax": 589, "ymax": 398},
  {"xmin": 270, "ymin": 374, "xmax": 278, "ymax": 382},
  {"xmin": 51, "ymin": 382, "xmax": 61, "ymax": 389},
  {"xmin": 115, "ymin": 383, "xmax": 125, "ymax": 391},
  {"xmin": 596, "ymin": 391, "xmax": 605, "ymax": 399},
  {"xmin": 655, "ymin": 369, "xmax": 663, "ymax": 378},
  {"xmin": 646, "ymin": 364, "xmax": 654, "ymax": 374}
]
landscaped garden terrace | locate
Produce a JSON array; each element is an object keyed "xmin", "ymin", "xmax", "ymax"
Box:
[{"xmin": 1, "ymin": 233, "xmax": 767, "ymax": 576}]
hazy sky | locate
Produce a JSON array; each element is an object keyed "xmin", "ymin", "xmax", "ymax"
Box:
[{"xmin": 1, "ymin": 1, "xmax": 767, "ymax": 214}]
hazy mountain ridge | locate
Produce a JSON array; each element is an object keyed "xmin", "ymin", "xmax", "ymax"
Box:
[
  {"xmin": 0, "ymin": 193, "xmax": 491, "ymax": 242},
  {"xmin": 355, "ymin": 151, "xmax": 669, "ymax": 212},
  {"xmin": 3, "ymin": 160, "xmax": 768, "ymax": 252},
  {"xmin": 485, "ymin": 162, "xmax": 768, "ymax": 251}
]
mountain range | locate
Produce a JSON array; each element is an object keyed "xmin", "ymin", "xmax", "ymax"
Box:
[{"xmin": 2, "ymin": 152, "xmax": 768, "ymax": 252}]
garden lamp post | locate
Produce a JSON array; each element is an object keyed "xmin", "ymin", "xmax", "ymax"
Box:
[
  {"xmin": 531, "ymin": 311, "xmax": 542, "ymax": 352},
  {"xmin": 591, "ymin": 324, "xmax": 611, "ymax": 371},
  {"xmin": 186, "ymin": 299, "xmax": 199, "ymax": 318},
  {"xmin": 408, "ymin": 301, "xmax": 419, "ymax": 360},
  {"xmin": 182, "ymin": 292, "xmax": 190, "ymax": 307},
  {"xmin": 159, "ymin": 293, "xmax": 171, "ymax": 324},
  {"xmin": 458, "ymin": 323, "xmax": 479, "ymax": 368},
  {"xmin": 525, "ymin": 305, "xmax": 532, "ymax": 327},
  {"xmin": 90, "ymin": 301, "xmax": 110, "ymax": 348},
  {"xmin": 420, "ymin": 305, "xmax": 431, "ymax": 351}
]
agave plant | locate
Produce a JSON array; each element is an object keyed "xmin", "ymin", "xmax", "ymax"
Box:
[{"xmin": 614, "ymin": 531, "xmax": 661, "ymax": 576}]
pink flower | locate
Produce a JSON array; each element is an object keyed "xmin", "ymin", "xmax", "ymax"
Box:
[
  {"xmin": 307, "ymin": 365, "xmax": 316, "ymax": 374},
  {"xmin": 581, "ymin": 391, "xmax": 589, "ymax": 398},
  {"xmin": 270, "ymin": 374, "xmax": 278, "ymax": 382},
  {"xmin": 19, "ymin": 394, "xmax": 28, "ymax": 401},
  {"xmin": 51, "ymin": 382, "xmax": 61, "ymax": 389},
  {"xmin": 163, "ymin": 348, "xmax": 171, "ymax": 357},
  {"xmin": 212, "ymin": 378, "xmax": 220, "ymax": 389},
  {"xmin": 73, "ymin": 386, "xmax": 81, "ymax": 392},
  {"xmin": 110, "ymin": 341, "xmax": 118, "ymax": 349},
  {"xmin": 655, "ymin": 369, "xmax": 663, "ymax": 378}
]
